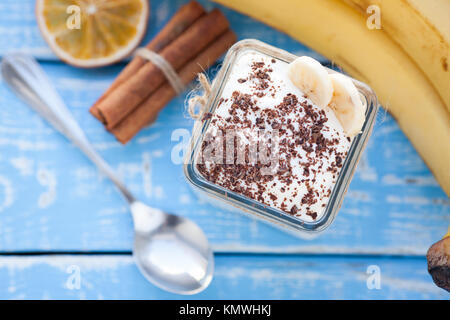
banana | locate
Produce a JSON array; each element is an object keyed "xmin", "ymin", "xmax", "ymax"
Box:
[
  {"xmin": 287, "ymin": 56, "xmax": 333, "ymax": 108},
  {"xmin": 212, "ymin": 0, "xmax": 450, "ymax": 196},
  {"xmin": 408, "ymin": 0, "xmax": 450, "ymax": 43},
  {"xmin": 328, "ymin": 73, "xmax": 366, "ymax": 137},
  {"xmin": 342, "ymin": 0, "xmax": 450, "ymax": 113},
  {"xmin": 288, "ymin": 57, "xmax": 365, "ymax": 137}
]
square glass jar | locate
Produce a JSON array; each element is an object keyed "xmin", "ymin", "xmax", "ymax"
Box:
[{"xmin": 184, "ymin": 39, "xmax": 378, "ymax": 236}]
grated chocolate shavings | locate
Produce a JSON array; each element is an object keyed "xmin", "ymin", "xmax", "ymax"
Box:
[{"xmin": 196, "ymin": 53, "xmax": 351, "ymax": 221}]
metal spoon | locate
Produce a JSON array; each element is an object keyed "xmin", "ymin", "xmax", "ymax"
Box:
[{"xmin": 1, "ymin": 53, "xmax": 214, "ymax": 295}]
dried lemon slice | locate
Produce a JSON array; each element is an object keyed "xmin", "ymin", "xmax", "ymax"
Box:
[{"xmin": 36, "ymin": 0, "xmax": 149, "ymax": 67}]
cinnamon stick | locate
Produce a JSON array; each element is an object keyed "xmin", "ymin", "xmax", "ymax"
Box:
[
  {"xmin": 96, "ymin": 9, "xmax": 230, "ymax": 129},
  {"xmin": 90, "ymin": 1, "xmax": 205, "ymax": 121},
  {"xmin": 111, "ymin": 30, "xmax": 237, "ymax": 144}
]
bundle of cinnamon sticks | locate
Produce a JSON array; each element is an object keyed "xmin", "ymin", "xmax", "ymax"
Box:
[{"xmin": 90, "ymin": 1, "xmax": 236, "ymax": 144}]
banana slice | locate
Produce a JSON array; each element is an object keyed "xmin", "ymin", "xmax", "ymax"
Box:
[
  {"xmin": 328, "ymin": 73, "xmax": 366, "ymax": 137},
  {"xmin": 288, "ymin": 56, "xmax": 333, "ymax": 108}
]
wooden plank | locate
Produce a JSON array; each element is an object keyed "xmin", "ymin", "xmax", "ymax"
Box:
[
  {"xmin": 0, "ymin": 0, "xmax": 326, "ymax": 62},
  {"xmin": 0, "ymin": 61, "xmax": 448, "ymax": 255},
  {"xmin": 0, "ymin": 0, "xmax": 448, "ymax": 255},
  {"xmin": 0, "ymin": 254, "xmax": 447, "ymax": 299}
]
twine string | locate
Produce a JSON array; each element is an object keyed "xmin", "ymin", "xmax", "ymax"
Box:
[
  {"xmin": 188, "ymin": 73, "xmax": 212, "ymax": 120},
  {"xmin": 135, "ymin": 48, "xmax": 185, "ymax": 95},
  {"xmin": 135, "ymin": 47, "xmax": 211, "ymax": 121}
]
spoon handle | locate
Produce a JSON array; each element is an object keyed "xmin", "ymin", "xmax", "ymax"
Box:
[{"xmin": 1, "ymin": 53, "xmax": 135, "ymax": 203}]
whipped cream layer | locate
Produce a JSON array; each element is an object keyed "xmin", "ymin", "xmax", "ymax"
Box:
[{"xmin": 196, "ymin": 50, "xmax": 351, "ymax": 222}]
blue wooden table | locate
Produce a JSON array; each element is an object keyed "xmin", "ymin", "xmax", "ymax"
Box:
[{"xmin": 0, "ymin": 0, "xmax": 448, "ymax": 299}]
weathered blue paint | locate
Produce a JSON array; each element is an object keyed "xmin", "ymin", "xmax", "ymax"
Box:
[
  {"xmin": 0, "ymin": 255, "xmax": 448, "ymax": 300},
  {"xmin": 0, "ymin": 0, "xmax": 448, "ymax": 299}
]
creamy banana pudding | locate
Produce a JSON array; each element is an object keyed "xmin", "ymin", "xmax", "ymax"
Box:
[{"xmin": 195, "ymin": 49, "xmax": 366, "ymax": 222}]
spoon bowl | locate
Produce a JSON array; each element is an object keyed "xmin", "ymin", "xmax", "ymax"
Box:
[{"xmin": 131, "ymin": 202, "xmax": 213, "ymax": 294}]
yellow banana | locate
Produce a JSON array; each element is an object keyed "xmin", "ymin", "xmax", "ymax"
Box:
[
  {"xmin": 342, "ymin": 0, "xmax": 450, "ymax": 113},
  {"xmin": 408, "ymin": 0, "xmax": 450, "ymax": 43},
  {"xmin": 212, "ymin": 0, "xmax": 450, "ymax": 196}
]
